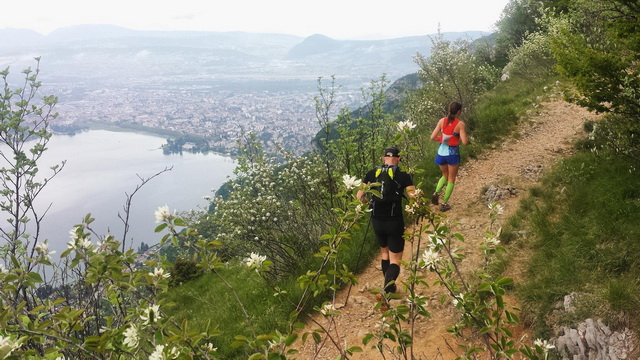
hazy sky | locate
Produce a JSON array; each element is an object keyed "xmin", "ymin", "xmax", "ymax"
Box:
[{"xmin": 5, "ymin": 0, "xmax": 511, "ymax": 39}]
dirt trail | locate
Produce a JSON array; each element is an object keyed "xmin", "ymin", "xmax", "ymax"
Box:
[{"xmin": 296, "ymin": 99, "xmax": 600, "ymax": 359}]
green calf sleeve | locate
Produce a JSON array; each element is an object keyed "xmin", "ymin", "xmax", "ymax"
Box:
[
  {"xmin": 443, "ymin": 182, "xmax": 455, "ymax": 203},
  {"xmin": 435, "ymin": 176, "xmax": 447, "ymax": 192}
]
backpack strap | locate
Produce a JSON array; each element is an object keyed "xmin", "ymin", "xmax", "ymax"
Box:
[
  {"xmin": 376, "ymin": 165, "xmax": 398, "ymax": 179},
  {"xmin": 375, "ymin": 166, "xmax": 396, "ymax": 179}
]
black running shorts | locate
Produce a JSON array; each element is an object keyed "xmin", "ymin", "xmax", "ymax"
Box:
[{"xmin": 371, "ymin": 217, "xmax": 405, "ymax": 253}]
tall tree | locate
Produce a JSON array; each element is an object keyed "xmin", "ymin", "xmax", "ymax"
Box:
[
  {"xmin": 551, "ymin": 0, "xmax": 639, "ymax": 116},
  {"xmin": 0, "ymin": 58, "xmax": 64, "ymax": 259},
  {"xmin": 493, "ymin": 0, "xmax": 543, "ymax": 68}
]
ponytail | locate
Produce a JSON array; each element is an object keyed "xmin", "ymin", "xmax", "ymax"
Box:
[{"xmin": 447, "ymin": 102, "xmax": 462, "ymax": 123}]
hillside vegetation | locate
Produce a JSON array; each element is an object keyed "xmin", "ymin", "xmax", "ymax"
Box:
[{"xmin": 0, "ymin": 0, "xmax": 638, "ymax": 359}]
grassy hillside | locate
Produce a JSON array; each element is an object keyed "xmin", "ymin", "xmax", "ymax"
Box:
[{"xmin": 516, "ymin": 151, "xmax": 640, "ymax": 336}]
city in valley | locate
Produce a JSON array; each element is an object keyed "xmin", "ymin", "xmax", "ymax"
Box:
[
  {"xmin": 50, "ymin": 78, "xmax": 361, "ymax": 155},
  {"xmin": 1, "ymin": 26, "xmax": 487, "ymax": 155}
]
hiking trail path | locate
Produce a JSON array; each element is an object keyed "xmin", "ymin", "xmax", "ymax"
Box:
[{"xmin": 296, "ymin": 99, "xmax": 600, "ymax": 359}]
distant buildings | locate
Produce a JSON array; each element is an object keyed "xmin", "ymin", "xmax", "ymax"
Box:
[{"xmin": 50, "ymin": 83, "xmax": 359, "ymax": 155}]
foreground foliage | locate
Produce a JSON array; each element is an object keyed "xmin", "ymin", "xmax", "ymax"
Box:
[{"xmin": 2, "ymin": 0, "xmax": 639, "ymax": 357}]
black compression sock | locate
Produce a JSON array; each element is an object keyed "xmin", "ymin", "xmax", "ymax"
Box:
[
  {"xmin": 381, "ymin": 259, "xmax": 390, "ymax": 275},
  {"xmin": 384, "ymin": 263, "xmax": 400, "ymax": 293}
]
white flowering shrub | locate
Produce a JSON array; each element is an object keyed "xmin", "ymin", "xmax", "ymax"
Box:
[
  {"xmin": 199, "ymin": 134, "xmax": 336, "ymax": 276},
  {"xmin": 504, "ymin": 30, "xmax": 556, "ymax": 82},
  {"xmin": 0, "ymin": 209, "xmax": 225, "ymax": 359},
  {"xmin": 412, "ymin": 32, "xmax": 499, "ymax": 133}
]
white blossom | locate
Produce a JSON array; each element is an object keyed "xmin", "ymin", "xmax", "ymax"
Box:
[
  {"xmin": 69, "ymin": 226, "xmax": 80, "ymax": 242},
  {"xmin": 452, "ymin": 293, "xmax": 465, "ymax": 307},
  {"xmin": 534, "ymin": 338, "xmax": 555, "ymax": 351},
  {"xmin": 95, "ymin": 239, "xmax": 109, "ymax": 253},
  {"xmin": 0, "ymin": 263, "xmax": 5, "ymax": 273},
  {"xmin": 374, "ymin": 317, "xmax": 390, "ymax": 331},
  {"xmin": 205, "ymin": 343, "xmax": 217, "ymax": 352},
  {"xmin": 80, "ymin": 238, "xmax": 92, "ymax": 250},
  {"xmin": 141, "ymin": 304, "xmax": 161, "ymax": 325},
  {"xmin": 203, "ymin": 195, "xmax": 211, "ymax": 201},
  {"xmin": 154, "ymin": 205, "xmax": 172, "ymax": 223},
  {"xmin": 397, "ymin": 120, "xmax": 417, "ymax": 132},
  {"xmin": 488, "ymin": 202, "xmax": 504, "ymax": 215},
  {"xmin": 405, "ymin": 204, "xmax": 416, "ymax": 214},
  {"xmin": 485, "ymin": 236, "xmax": 501, "ymax": 247},
  {"xmin": 123, "ymin": 324, "xmax": 139, "ymax": 348},
  {"xmin": 421, "ymin": 249, "xmax": 441, "ymax": 270},
  {"xmin": 149, "ymin": 267, "xmax": 170, "ymax": 284},
  {"xmin": 243, "ymin": 252, "xmax": 267, "ymax": 272},
  {"xmin": 67, "ymin": 230, "xmax": 92, "ymax": 252},
  {"xmin": 342, "ymin": 174, "xmax": 362, "ymax": 190},
  {"xmin": 149, "ymin": 344, "xmax": 165, "ymax": 360},
  {"xmin": 35, "ymin": 240, "xmax": 56, "ymax": 259},
  {"xmin": 320, "ymin": 302, "xmax": 337, "ymax": 316},
  {"xmin": 0, "ymin": 335, "xmax": 18, "ymax": 357}
]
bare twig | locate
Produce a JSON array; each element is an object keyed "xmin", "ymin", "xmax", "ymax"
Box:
[{"xmin": 118, "ymin": 166, "xmax": 173, "ymax": 252}]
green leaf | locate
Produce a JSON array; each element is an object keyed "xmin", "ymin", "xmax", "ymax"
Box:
[
  {"xmin": 285, "ymin": 333, "xmax": 298, "ymax": 346},
  {"xmin": 27, "ymin": 271, "xmax": 43, "ymax": 283},
  {"xmin": 312, "ymin": 331, "xmax": 322, "ymax": 344},
  {"xmin": 154, "ymin": 223, "xmax": 168, "ymax": 233},
  {"xmin": 83, "ymin": 335, "xmax": 101, "ymax": 350},
  {"xmin": 83, "ymin": 213, "xmax": 94, "ymax": 224},
  {"xmin": 496, "ymin": 277, "xmax": 513, "ymax": 286}
]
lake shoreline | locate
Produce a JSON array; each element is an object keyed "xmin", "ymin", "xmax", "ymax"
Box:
[
  {"xmin": 54, "ymin": 123, "xmax": 236, "ymax": 158},
  {"xmin": 31, "ymin": 130, "xmax": 236, "ymax": 255}
]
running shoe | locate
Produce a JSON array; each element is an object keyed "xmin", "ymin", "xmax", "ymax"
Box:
[
  {"xmin": 440, "ymin": 203, "xmax": 451, "ymax": 212},
  {"xmin": 384, "ymin": 282, "xmax": 397, "ymax": 294},
  {"xmin": 431, "ymin": 192, "xmax": 439, "ymax": 205}
]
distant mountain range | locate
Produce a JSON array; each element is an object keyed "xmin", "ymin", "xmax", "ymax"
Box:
[{"xmin": 0, "ymin": 25, "xmax": 490, "ymax": 89}]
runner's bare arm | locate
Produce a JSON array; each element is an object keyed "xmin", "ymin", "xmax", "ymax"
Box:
[
  {"xmin": 430, "ymin": 119, "xmax": 443, "ymax": 141},
  {"xmin": 356, "ymin": 186, "xmax": 368, "ymax": 204},
  {"xmin": 458, "ymin": 122, "xmax": 469, "ymax": 145},
  {"xmin": 406, "ymin": 185, "xmax": 416, "ymax": 198}
]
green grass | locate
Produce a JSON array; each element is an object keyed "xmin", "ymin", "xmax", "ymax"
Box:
[
  {"xmin": 470, "ymin": 76, "xmax": 556, "ymax": 145},
  {"xmin": 162, "ymin": 220, "xmax": 380, "ymax": 359},
  {"xmin": 517, "ymin": 151, "xmax": 640, "ymax": 334},
  {"xmin": 163, "ymin": 267, "xmax": 292, "ymax": 359}
]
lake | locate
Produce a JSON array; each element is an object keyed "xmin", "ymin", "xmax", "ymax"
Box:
[{"xmin": 26, "ymin": 130, "xmax": 236, "ymax": 256}]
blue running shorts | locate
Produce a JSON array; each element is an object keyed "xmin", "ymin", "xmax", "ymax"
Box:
[{"xmin": 434, "ymin": 154, "xmax": 460, "ymax": 166}]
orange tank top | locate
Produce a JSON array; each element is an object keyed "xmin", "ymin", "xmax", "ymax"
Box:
[{"xmin": 439, "ymin": 118, "xmax": 460, "ymax": 147}]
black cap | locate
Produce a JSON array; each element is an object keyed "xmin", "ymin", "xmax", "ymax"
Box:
[{"xmin": 383, "ymin": 146, "xmax": 400, "ymax": 158}]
